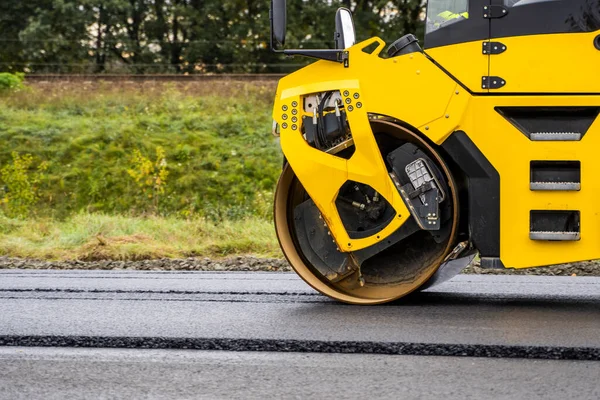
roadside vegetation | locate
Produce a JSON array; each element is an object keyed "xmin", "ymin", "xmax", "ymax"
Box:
[
  {"xmin": 0, "ymin": 79, "xmax": 283, "ymax": 260},
  {"xmin": 0, "ymin": 213, "xmax": 279, "ymax": 261},
  {"xmin": 0, "ymin": 73, "xmax": 25, "ymax": 92}
]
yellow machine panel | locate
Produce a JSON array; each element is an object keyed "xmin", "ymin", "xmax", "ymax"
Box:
[
  {"xmin": 276, "ymin": 82, "xmax": 412, "ymax": 253},
  {"xmin": 276, "ymin": 38, "xmax": 461, "ymax": 132},
  {"xmin": 489, "ymin": 32, "xmax": 600, "ymax": 93},
  {"xmin": 273, "ymin": 38, "xmax": 463, "ymax": 252},
  {"xmin": 463, "ymin": 96, "xmax": 600, "ymax": 268},
  {"xmin": 425, "ymin": 41, "xmax": 489, "ymax": 94}
]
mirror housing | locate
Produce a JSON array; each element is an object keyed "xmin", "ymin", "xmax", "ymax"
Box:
[
  {"xmin": 270, "ymin": 1, "xmax": 352, "ymax": 67},
  {"xmin": 335, "ymin": 8, "xmax": 356, "ymax": 50},
  {"xmin": 270, "ymin": 0, "xmax": 287, "ymax": 48}
]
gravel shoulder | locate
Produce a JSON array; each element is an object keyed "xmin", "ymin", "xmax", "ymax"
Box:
[
  {"xmin": 1, "ymin": 256, "xmax": 599, "ymax": 276},
  {"xmin": 0, "ymin": 256, "xmax": 291, "ymax": 272}
]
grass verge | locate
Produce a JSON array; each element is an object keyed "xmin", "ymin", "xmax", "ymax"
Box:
[
  {"xmin": 0, "ymin": 80, "xmax": 281, "ymax": 219},
  {"xmin": 0, "ymin": 213, "xmax": 281, "ymax": 261}
]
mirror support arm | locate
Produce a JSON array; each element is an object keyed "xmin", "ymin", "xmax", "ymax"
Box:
[{"xmin": 276, "ymin": 49, "xmax": 350, "ymax": 67}]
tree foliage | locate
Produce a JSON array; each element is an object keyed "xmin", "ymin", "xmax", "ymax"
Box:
[{"xmin": 0, "ymin": 0, "xmax": 425, "ymax": 74}]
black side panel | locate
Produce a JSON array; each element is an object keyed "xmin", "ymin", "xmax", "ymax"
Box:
[{"xmin": 441, "ymin": 131, "xmax": 500, "ymax": 257}]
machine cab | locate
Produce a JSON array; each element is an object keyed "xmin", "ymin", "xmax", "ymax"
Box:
[{"xmin": 424, "ymin": 0, "xmax": 600, "ymax": 93}]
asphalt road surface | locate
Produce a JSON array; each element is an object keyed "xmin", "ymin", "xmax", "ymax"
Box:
[{"xmin": 1, "ymin": 270, "xmax": 600, "ymax": 399}]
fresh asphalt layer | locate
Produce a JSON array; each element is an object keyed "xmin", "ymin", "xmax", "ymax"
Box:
[
  {"xmin": 1, "ymin": 347, "xmax": 599, "ymax": 400},
  {"xmin": 1, "ymin": 270, "xmax": 600, "ymax": 359}
]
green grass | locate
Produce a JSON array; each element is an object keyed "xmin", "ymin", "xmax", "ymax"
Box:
[
  {"xmin": 0, "ymin": 213, "xmax": 280, "ymax": 261},
  {"xmin": 0, "ymin": 81, "xmax": 284, "ymax": 261},
  {"xmin": 0, "ymin": 81, "xmax": 282, "ymax": 220}
]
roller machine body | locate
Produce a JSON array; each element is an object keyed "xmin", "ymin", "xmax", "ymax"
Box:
[{"xmin": 270, "ymin": 0, "xmax": 600, "ymax": 304}]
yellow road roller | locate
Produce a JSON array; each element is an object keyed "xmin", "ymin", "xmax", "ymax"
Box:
[{"xmin": 269, "ymin": 0, "xmax": 600, "ymax": 304}]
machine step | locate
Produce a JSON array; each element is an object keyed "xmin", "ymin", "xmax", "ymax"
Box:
[
  {"xmin": 530, "ymin": 182, "xmax": 580, "ymax": 191},
  {"xmin": 530, "ymin": 231, "xmax": 580, "ymax": 241},
  {"xmin": 496, "ymin": 106, "xmax": 599, "ymax": 142},
  {"xmin": 530, "ymin": 210, "xmax": 580, "ymax": 241},
  {"xmin": 530, "ymin": 132, "xmax": 581, "ymax": 141},
  {"xmin": 530, "ymin": 161, "xmax": 580, "ymax": 191}
]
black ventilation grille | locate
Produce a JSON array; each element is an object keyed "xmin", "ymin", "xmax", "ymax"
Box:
[{"xmin": 496, "ymin": 107, "xmax": 600, "ymax": 141}]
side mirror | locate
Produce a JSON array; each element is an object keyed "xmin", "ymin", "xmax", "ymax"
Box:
[
  {"xmin": 271, "ymin": 0, "xmax": 287, "ymax": 48},
  {"xmin": 335, "ymin": 8, "xmax": 356, "ymax": 50},
  {"xmin": 270, "ymin": 1, "xmax": 351, "ymax": 66}
]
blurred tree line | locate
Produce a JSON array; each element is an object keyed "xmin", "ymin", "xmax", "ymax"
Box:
[{"xmin": 0, "ymin": 0, "xmax": 424, "ymax": 74}]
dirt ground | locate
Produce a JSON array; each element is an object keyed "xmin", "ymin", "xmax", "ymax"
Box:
[{"xmin": 1, "ymin": 256, "xmax": 598, "ymax": 276}]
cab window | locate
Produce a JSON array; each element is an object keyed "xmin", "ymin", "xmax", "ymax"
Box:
[
  {"xmin": 505, "ymin": 0, "xmax": 561, "ymax": 7},
  {"xmin": 426, "ymin": 0, "xmax": 469, "ymax": 34}
]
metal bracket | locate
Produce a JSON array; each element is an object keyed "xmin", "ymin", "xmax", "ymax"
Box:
[
  {"xmin": 397, "ymin": 184, "xmax": 441, "ymax": 231},
  {"xmin": 282, "ymin": 48, "xmax": 346, "ymax": 64},
  {"xmin": 480, "ymin": 257, "xmax": 505, "ymax": 270},
  {"xmin": 421, "ymin": 248, "xmax": 477, "ymax": 290},
  {"xmin": 341, "ymin": 51, "xmax": 350, "ymax": 68},
  {"xmin": 483, "ymin": 5, "xmax": 508, "ymax": 19},
  {"xmin": 482, "ymin": 41, "xmax": 507, "ymax": 55},
  {"xmin": 482, "ymin": 76, "xmax": 506, "ymax": 89}
]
